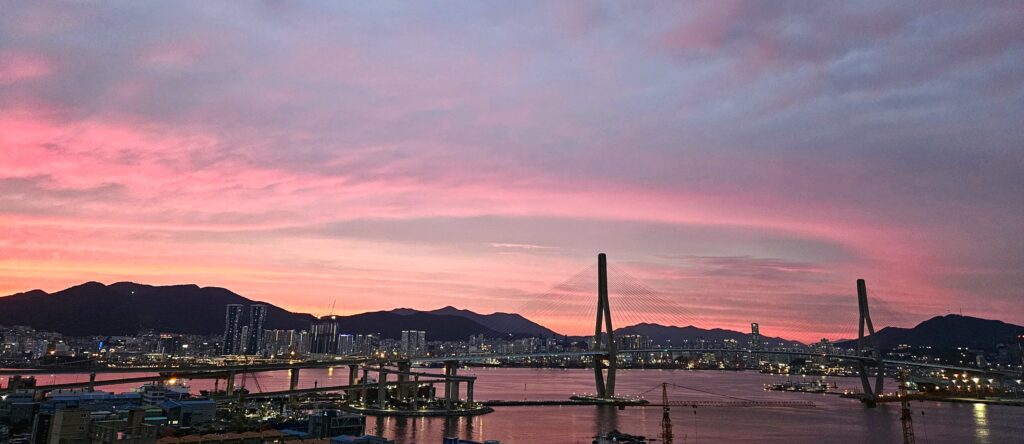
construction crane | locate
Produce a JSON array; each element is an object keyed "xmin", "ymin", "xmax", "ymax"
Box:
[
  {"xmin": 660, "ymin": 382, "xmax": 673, "ymax": 444},
  {"xmin": 898, "ymin": 370, "xmax": 916, "ymax": 444}
]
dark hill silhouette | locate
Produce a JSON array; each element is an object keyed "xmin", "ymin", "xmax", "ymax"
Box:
[
  {"xmin": 389, "ymin": 306, "xmax": 557, "ymax": 337},
  {"xmin": 0, "ymin": 282, "xmax": 315, "ymax": 336},
  {"xmin": 835, "ymin": 314, "xmax": 1024, "ymax": 351},
  {"xmin": 323, "ymin": 311, "xmax": 503, "ymax": 341},
  {"xmin": 615, "ymin": 323, "xmax": 803, "ymax": 347}
]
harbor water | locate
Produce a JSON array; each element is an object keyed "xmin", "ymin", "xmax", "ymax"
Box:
[{"xmin": 21, "ymin": 368, "xmax": 1024, "ymax": 443}]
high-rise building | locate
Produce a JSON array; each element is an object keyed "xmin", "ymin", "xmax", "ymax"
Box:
[
  {"xmin": 295, "ymin": 330, "xmax": 311, "ymax": 356},
  {"xmin": 750, "ymin": 322, "xmax": 762, "ymax": 350},
  {"xmin": 401, "ymin": 330, "xmax": 411, "ymax": 355},
  {"xmin": 310, "ymin": 317, "xmax": 339, "ymax": 355},
  {"xmin": 263, "ymin": 329, "xmax": 296, "ymax": 356},
  {"xmin": 400, "ymin": 330, "xmax": 427, "ymax": 356},
  {"xmin": 246, "ymin": 304, "xmax": 267, "ymax": 355},
  {"xmin": 239, "ymin": 326, "xmax": 250, "ymax": 354},
  {"xmin": 222, "ymin": 304, "xmax": 244, "ymax": 355},
  {"xmin": 355, "ymin": 334, "xmax": 366, "ymax": 354},
  {"xmin": 416, "ymin": 331, "xmax": 426, "ymax": 355},
  {"xmin": 337, "ymin": 334, "xmax": 354, "ymax": 354}
]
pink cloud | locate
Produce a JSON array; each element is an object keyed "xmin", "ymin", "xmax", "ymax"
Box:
[
  {"xmin": 0, "ymin": 2, "xmax": 1021, "ymax": 341},
  {"xmin": 0, "ymin": 51, "xmax": 53, "ymax": 84}
]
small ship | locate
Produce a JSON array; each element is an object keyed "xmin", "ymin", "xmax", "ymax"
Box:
[{"xmin": 763, "ymin": 380, "xmax": 832, "ymax": 393}]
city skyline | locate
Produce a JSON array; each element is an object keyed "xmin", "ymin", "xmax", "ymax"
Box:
[{"xmin": 2, "ymin": 2, "xmax": 1024, "ymax": 342}]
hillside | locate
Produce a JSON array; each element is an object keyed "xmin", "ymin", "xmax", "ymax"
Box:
[
  {"xmin": 615, "ymin": 323, "xmax": 803, "ymax": 347},
  {"xmin": 390, "ymin": 306, "xmax": 557, "ymax": 337},
  {"xmin": 325, "ymin": 311, "xmax": 504, "ymax": 341},
  {"xmin": 0, "ymin": 282, "xmax": 315, "ymax": 336},
  {"xmin": 835, "ymin": 314, "xmax": 1024, "ymax": 351}
]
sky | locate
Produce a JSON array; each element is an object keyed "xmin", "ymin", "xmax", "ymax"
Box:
[{"xmin": 1, "ymin": 1, "xmax": 1022, "ymax": 341}]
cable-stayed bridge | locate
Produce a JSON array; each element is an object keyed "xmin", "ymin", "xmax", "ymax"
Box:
[{"xmin": 1, "ymin": 253, "xmax": 1015, "ymax": 408}]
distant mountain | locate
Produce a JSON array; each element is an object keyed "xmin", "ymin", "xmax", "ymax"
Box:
[
  {"xmin": 389, "ymin": 306, "xmax": 557, "ymax": 338},
  {"xmin": 0, "ymin": 282, "xmax": 512, "ymax": 340},
  {"xmin": 325, "ymin": 311, "xmax": 504, "ymax": 341},
  {"xmin": 615, "ymin": 323, "xmax": 803, "ymax": 347},
  {"xmin": 835, "ymin": 315, "xmax": 1024, "ymax": 351},
  {"xmin": 0, "ymin": 281, "xmax": 315, "ymax": 336}
]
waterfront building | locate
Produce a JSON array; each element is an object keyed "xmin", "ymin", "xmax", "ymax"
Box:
[
  {"xmin": 160, "ymin": 399, "xmax": 216, "ymax": 427},
  {"xmin": 417, "ymin": 331, "xmax": 427, "ymax": 355},
  {"xmin": 263, "ymin": 329, "xmax": 304, "ymax": 356},
  {"xmin": 239, "ymin": 326, "xmax": 250, "ymax": 354},
  {"xmin": 90, "ymin": 409, "xmax": 157, "ymax": 444},
  {"xmin": 400, "ymin": 330, "xmax": 425, "ymax": 356},
  {"xmin": 338, "ymin": 334, "xmax": 355, "ymax": 354},
  {"xmin": 222, "ymin": 304, "xmax": 244, "ymax": 355},
  {"xmin": 311, "ymin": 317, "xmax": 340, "ymax": 355},
  {"xmin": 401, "ymin": 330, "xmax": 411, "ymax": 356},
  {"xmin": 296, "ymin": 330, "xmax": 312, "ymax": 355},
  {"xmin": 246, "ymin": 304, "xmax": 267, "ymax": 356},
  {"xmin": 138, "ymin": 383, "xmax": 188, "ymax": 405},
  {"xmin": 47, "ymin": 408, "xmax": 91, "ymax": 444},
  {"xmin": 308, "ymin": 410, "xmax": 366, "ymax": 438}
]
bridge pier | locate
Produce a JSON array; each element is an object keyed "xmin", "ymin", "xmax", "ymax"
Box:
[
  {"xmin": 377, "ymin": 368, "xmax": 388, "ymax": 409},
  {"xmin": 88, "ymin": 372, "xmax": 96, "ymax": 392},
  {"xmin": 360, "ymin": 367, "xmax": 369, "ymax": 405},
  {"xmin": 397, "ymin": 360, "xmax": 411, "ymax": 399},
  {"xmin": 348, "ymin": 364, "xmax": 359, "ymax": 386},
  {"xmin": 412, "ymin": 375, "xmax": 420, "ymax": 410},
  {"xmin": 225, "ymin": 370, "xmax": 236, "ymax": 396},
  {"xmin": 444, "ymin": 360, "xmax": 460, "ymax": 408},
  {"xmin": 287, "ymin": 368, "xmax": 300, "ymax": 404},
  {"xmin": 466, "ymin": 379, "xmax": 474, "ymax": 404}
]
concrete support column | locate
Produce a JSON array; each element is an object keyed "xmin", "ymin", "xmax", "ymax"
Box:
[
  {"xmin": 360, "ymin": 367, "xmax": 369, "ymax": 404},
  {"xmin": 444, "ymin": 361, "xmax": 460, "ymax": 405},
  {"xmin": 88, "ymin": 372, "xmax": 96, "ymax": 392},
  {"xmin": 348, "ymin": 365, "xmax": 359, "ymax": 386},
  {"xmin": 443, "ymin": 361, "xmax": 455, "ymax": 409},
  {"xmin": 288, "ymin": 368, "xmax": 300, "ymax": 391},
  {"xmin": 377, "ymin": 369, "xmax": 388, "ymax": 409},
  {"xmin": 225, "ymin": 370, "xmax": 236, "ymax": 396},
  {"xmin": 466, "ymin": 379, "xmax": 474, "ymax": 404},
  {"xmin": 412, "ymin": 376, "xmax": 420, "ymax": 410},
  {"xmin": 287, "ymin": 368, "xmax": 301, "ymax": 405},
  {"xmin": 451, "ymin": 366, "xmax": 460, "ymax": 403},
  {"xmin": 397, "ymin": 360, "xmax": 411, "ymax": 399}
]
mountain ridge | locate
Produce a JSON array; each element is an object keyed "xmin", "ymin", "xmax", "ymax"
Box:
[
  {"xmin": 0, "ymin": 281, "xmax": 316, "ymax": 336},
  {"xmin": 834, "ymin": 314, "xmax": 1024, "ymax": 351},
  {"xmin": 389, "ymin": 305, "xmax": 558, "ymax": 338},
  {"xmin": 3, "ymin": 283, "xmax": 1021, "ymax": 351}
]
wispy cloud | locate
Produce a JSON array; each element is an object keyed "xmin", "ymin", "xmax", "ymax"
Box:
[{"xmin": 0, "ymin": 1, "xmax": 1022, "ymax": 340}]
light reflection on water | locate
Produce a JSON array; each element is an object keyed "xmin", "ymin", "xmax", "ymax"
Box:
[
  {"xmin": 11, "ymin": 368, "xmax": 1023, "ymax": 443},
  {"xmin": 973, "ymin": 403, "xmax": 989, "ymax": 442}
]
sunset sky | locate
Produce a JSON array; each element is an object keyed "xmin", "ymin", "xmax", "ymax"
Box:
[{"xmin": 2, "ymin": 2, "xmax": 1022, "ymax": 341}]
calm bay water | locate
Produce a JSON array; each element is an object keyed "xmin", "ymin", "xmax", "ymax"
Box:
[{"xmin": 28, "ymin": 368, "xmax": 1024, "ymax": 443}]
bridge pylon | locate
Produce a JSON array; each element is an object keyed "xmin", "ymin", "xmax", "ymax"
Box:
[
  {"xmin": 593, "ymin": 253, "xmax": 617, "ymax": 399},
  {"xmin": 856, "ymin": 279, "xmax": 885, "ymax": 405}
]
